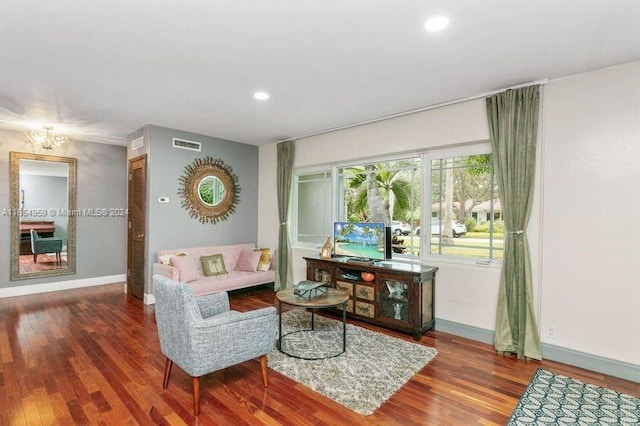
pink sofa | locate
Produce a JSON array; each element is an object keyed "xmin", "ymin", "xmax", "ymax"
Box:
[{"xmin": 152, "ymin": 243, "xmax": 275, "ymax": 297}]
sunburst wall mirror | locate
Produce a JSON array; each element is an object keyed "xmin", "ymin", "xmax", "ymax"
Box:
[{"xmin": 178, "ymin": 156, "xmax": 240, "ymax": 224}]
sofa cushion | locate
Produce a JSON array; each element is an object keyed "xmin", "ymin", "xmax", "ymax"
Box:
[
  {"xmin": 201, "ymin": 254, "xmax": 228, "ymax": 276},
  {"xmin": 189, "ymin": 270, "xmax": 276, "ymax": 297},
  {"xmin": 170, "ymin": 255, "xmax": 201, "ymax": 283},
  {"xmin": 157, "ymin": 244, "xmax": 254, "ymax": 271},
  {"xmin": 235, "ymin": 249, "xmax": 262, "ymax": 272}
]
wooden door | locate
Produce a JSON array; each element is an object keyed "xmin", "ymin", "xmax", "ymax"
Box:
[{"xmin": 127, "ymin": 155, "xmax": 147, "ymax": 300}]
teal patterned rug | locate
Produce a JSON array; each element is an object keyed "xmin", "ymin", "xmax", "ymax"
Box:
[{"xmin": 509, "ymin": 368, "xmax": 640, "ymax": 425}]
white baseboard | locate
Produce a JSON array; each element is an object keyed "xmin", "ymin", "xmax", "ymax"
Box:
[
  {"xmin": 0, "ymin": 274, "xmax": 126, "ymax": 298},
  {"xmin": 123, "ymin": 281, "xmax": 155, "ymax": 304}
]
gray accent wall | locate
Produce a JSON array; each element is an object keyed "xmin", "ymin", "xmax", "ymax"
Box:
[
  {"xmin": 127, "ymin": 125, "xmax": 260, "ymax": 298},
  {"xmin": 0, "ymin": 128, "xmax": 128, "ymax": 288}
]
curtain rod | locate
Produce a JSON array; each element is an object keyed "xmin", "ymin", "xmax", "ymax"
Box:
[{"xmin": 278, "ymin": 78, "xmax": 548, "ymax": 143}]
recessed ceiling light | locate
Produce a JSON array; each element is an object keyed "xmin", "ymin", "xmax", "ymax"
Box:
[
  {"xmin": 254, "ymin": 92, "xmax": 269, "ymax": 100},
  {"xmin": 424, "ymin": 16, "xmax": 449, "ymax": 32}
]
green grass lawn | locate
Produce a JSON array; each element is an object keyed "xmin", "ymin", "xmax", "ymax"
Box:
[
  {"xmin": 462, "ymin": 231, "xmax": 504, "ymax": 239},
  {"xmin": 395, "ymin": 234, "xmax": 504, "ymax": 259}
]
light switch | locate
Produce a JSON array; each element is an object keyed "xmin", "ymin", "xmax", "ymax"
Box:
[{"xmin": 157, "ymin": 196, "xmax": 170, "ymax": 203}]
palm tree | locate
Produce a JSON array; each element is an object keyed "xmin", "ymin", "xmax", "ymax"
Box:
[{"xmin": 345, "ymin": 163, "xmax": 413, "ymax": 224}]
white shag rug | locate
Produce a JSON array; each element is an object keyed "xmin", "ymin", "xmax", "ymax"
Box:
[{"xmin": 268, "ymin": 309, "xmax": 437, "ymax": 415}]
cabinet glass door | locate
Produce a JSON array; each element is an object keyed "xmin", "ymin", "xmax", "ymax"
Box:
[
  {"xmin": 311, "ymin": 265, "xmax": 333, "ymax": 284},
  {"xmin": 379, "ymin": 277, "xmax": 409, "ymax": 322}
]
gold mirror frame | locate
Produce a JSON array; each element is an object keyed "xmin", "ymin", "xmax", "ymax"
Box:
[
  {"xmin": 178, "ymin": 156, "xmax": 240, "ymax": 224},
  {"xmin": 10, "ymin": 152, "xmax": 77, "ymax": 280}
]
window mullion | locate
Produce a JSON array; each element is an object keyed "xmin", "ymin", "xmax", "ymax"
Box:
[
  {"xmin": 489, "ymin": 165, "xmax": 495, "ymax": 258},
  {"xmin": 437, "ymin": 159, "xmax": 444, "ymax": 255}
]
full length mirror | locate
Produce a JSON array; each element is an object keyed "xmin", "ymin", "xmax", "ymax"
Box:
[{"xmin": 10, "ymin": 152, "xmax": 77, "ymax": 280}]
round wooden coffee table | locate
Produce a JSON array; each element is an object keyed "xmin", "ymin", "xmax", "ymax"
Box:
[{"xmin": 276, "ymin": 286, "xmax": 350, "ymax": 360}]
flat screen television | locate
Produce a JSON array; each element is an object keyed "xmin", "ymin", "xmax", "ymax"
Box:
[{"xmin": 333, "ymin": 221, "xmax": 386, "ymax": 261}]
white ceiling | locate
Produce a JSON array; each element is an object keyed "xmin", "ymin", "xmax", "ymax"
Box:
[{"xmin": 1, "ymin": 1, "xmax": 639, "ymax": 146}]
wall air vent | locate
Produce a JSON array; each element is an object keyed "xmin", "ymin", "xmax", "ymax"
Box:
[
  {"xmin": 172, "ymin": 138, "xmax": 202, "ymax": 152},
  {"xmin": 131, "ymin": 136, "xmax": 144, "ymax": 150}
]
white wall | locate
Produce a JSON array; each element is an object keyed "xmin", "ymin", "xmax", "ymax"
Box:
[
  {"xmin": 541, "ymin": 61, "xmax": 640, "ymax": 366},
  {"xmin": 258, "ymin": 60, "xmax": 640, "ymax": 374},
  {"xmin": 294, "ymin": 99, "xmax": 488, "ymax": 168}
]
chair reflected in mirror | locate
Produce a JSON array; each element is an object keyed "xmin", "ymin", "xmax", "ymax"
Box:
[{"xmin": 30, "ymin": 229, "xmax": 63, "ymax": 265}]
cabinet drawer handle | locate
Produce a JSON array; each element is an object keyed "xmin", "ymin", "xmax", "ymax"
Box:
[{"xmin": 357, "ymin": 304, "xmax": 371, "ymax": 313}]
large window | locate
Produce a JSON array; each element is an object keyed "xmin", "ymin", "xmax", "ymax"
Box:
[
  {"xmin": 292, "ymin": 144, "xmax": 502, "ymax": 262},
  {"xmin": 428, "ymin": 150, "xmax": 502, "ymax": 260},
  {"xmin": 337, "ymin": 157, "xmax": 421, "ymax": 256}
]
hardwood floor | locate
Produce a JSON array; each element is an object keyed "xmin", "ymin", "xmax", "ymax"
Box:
[
  {"xmin": 0, "ymin": 283, "xmax": 637, "ymax": 425},
  {"xmin": 18, "ymin": 253, "xmax": 68, "ymax": 273}
]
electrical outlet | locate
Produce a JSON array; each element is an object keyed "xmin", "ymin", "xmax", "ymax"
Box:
[{"xmin": 547, "ymin": 326, "xmax": 557, "ymax": 339}]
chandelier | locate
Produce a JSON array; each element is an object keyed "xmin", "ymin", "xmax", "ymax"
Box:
[{"xmin": 25, "ymin": 126, "xmax": 69, "ymax": 150}]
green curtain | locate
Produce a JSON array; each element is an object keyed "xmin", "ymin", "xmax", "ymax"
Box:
[
  {"xmin": 486, "ymin": 86, "xmax": 542, "ymax": 360},
  {"xmin": 274, "ymin": 140, "xmax": 295, "ymax": 291}
]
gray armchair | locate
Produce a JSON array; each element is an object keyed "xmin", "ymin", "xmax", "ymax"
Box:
[
  {"xmin": 30, "ymin": 229, "xmax": 63, "ymax": 264},
  {"xmin": 153, "ymin": 275, "xmax": 276, "ymax": 415}
]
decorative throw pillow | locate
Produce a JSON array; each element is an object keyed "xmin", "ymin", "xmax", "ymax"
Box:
[
  {"xmin": 253, "ymin": 248, "xmax": 272, "ymax": 272},
  {"xmin": 170, "ymin": 255, "xmax": 201, "ymax": 282},
  {"xmin": 235, "ymin": 250, "xmax": 262, "ymax": 272},
  {"xmin": 201, "ymin": 254, "xmax": 227, "ymax": 277},
  {"xmin": 159, "ymin": 251, "xmax": 188, "ymax": 266}
]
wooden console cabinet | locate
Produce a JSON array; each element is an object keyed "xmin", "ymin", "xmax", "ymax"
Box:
[{"xmin": 304, "ymin": 257, "xmax": 438, "ymax": 340}]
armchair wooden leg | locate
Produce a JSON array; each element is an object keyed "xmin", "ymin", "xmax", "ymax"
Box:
[
  {"xmin": 162, "ymin": 358, "xmax": 173, "ymax": 389},
  {"xmin": 192, "ymin": 376, "xmax": 200, "ymax": 415},
  {"xmin": 260, "ymin": 355, "xmax": 269, "ymax": 388},
  {"xmin": 33, "ymin": 254, "xmax": 37, "ymax": 263}
]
